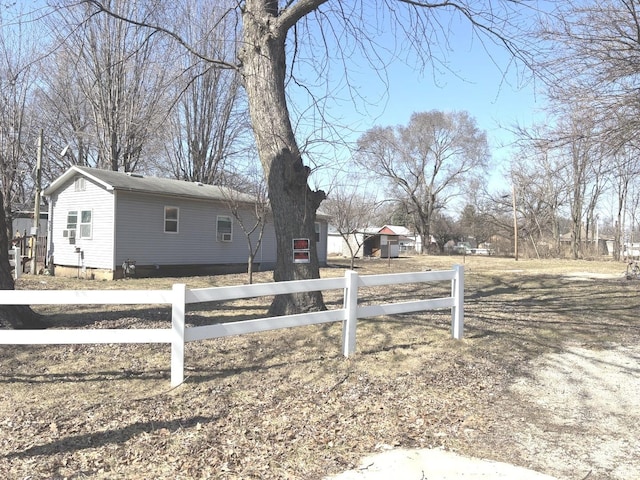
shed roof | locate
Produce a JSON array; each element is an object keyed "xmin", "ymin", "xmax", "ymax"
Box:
[{"xmin": 361, "ymin": 225, "xmax": 413, "ymax": 236}]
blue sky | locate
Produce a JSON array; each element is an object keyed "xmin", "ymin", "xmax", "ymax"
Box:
[
  {"xmin": 380, "ymin": 48, "xmax": 546, "ymax": 191},
  {"xmin": 294, "ymin": 4, "xmax": 549, "ymax": 193}
]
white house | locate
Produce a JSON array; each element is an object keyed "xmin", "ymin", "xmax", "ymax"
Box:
[
  {"xmin": 44, "ymin": 166, "xmax": 328, "ymax": 279},
  {"xmin": 328, "ymin": 225, "xmax": 423, "ymax": 258}
]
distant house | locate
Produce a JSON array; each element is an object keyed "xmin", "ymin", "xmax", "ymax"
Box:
[
  {"xmin": 329, "ymin": 225, "xmax": 423, "ymax": 258},
  {"xmin": 11, "ymin": 210, "xmax": 48, "ymax": 238},
  {"xmin": 327, "ymin": 226, "xmax": 345, "ymax": 256},
  {"xmin": 43, "ymin": 166, "xmax": 328, "ymax": 279},
  {"xmin": 10, "ymin": 211, "xmax": 49, "ymax": 271}
]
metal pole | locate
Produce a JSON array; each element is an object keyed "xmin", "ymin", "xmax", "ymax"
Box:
[
  {"xmin": 512, "ymin": 184, "xmax": 518, "ymax": 261},
  {"xmin": 30, "ymin": 129, "xmax": 43, "ymax": 274}
]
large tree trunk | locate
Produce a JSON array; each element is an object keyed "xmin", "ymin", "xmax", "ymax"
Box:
[
  {"xmin": 240, "ymin": 1, "xmax": 326, "ymax": 315},
  {"xmin": 0, "ymin": 191, "xmax": 47, "ymax": 329}
]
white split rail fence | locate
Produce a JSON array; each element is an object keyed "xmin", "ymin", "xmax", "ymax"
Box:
[
  {"xmin": 1, "ymin": 266, "xmax": 464, "ymax": 387},
  {"xmin": 9, "ymin": 246, "xmax": 21, "ymax": 280}
]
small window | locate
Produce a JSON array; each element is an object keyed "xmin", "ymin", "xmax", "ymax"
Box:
[
  {"xmin": 217, "ymin": 215, "xmax": 232, "ymax": 242},
  {"xmin": 74, "ymin": 177, "xmax": 86, "ymax": 191},
  {"xmin": 165, "ymin": 206, "xmax": 179, "ymax": 233},
  {"xmin": 67, "ymin": 211, "xmax": 78, "ymax": 230},
  {"xmin": 66, "ymin": 210, "xmax": 91, "ymax": 238},
  {"xmin": 79, "ymin": 210, "xmax": 92, "ymax": 238},
  {"xmin": 315, "ymin": 222, "xmax": 321, "ymax": 243}
]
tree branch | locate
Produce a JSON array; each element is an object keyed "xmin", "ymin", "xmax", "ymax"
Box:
[
  {"xmin": 277, "ymin": 0, "xmax": 330, "ymax": 32},
  {"xmin": 82, "ymin": 0, "xmax": 240, "ymax": 70}
]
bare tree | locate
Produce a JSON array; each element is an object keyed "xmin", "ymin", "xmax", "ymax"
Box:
[
  {"xmin": 537, "ymin": 0, "xmax": 640, "ymax": 259},
  {"xmin": 323, "ymin": 184, "xmax": 378, "ymax": 269},
  {"xmin": 356, "ymin": 110, "xmax": 489, "ymax": 254},
  {"xmin": 431, "ymin": 212, "xmax": 460, "ymax": 253},
  {"xmin": 0, "ymin": 8, "xmax": 40, "ymax": 238},
  {"xmin": 35, "ymin": 0, "xmax": 537, "ymax": 315},
  {"xmin": 556, "ymin": 112, "xmax": 602, "ymax": 259},
  {"xmin": 49, "ymin": 0, "xmax": 172, "ymax": 173},
  {"xmin": 508, "ymin": 131, "xmax": 568, "ymax": 257},
  {"xmin": 220, "ymin": 162, "xmax": 270, "ymax": 284},
  {"xmin": 608, "ymin": 142, "xmax": 640, "ymax": 260},
  {"xmin": 0, "ymin": 7, "xmax": 49, "ymax": 328},
  {"xmin": 166, "ymin": 0, "xmax": 250, "ymax": 184},
  {"xmin": 539, "ymin": 0, "xmax": 640, "ymax": 136},
  {"xmin": 509, "ymin": 103, "xmax": 610, "ymax": 260},
  {"xmin": 38, "ymin": 48, "xmax": 96, "ymax": 177},
  {"xmin": 457, "ymin": 203, "xmax": 493, "ymax": 249}
]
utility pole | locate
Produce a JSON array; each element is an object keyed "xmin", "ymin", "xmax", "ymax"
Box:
[
  {"xmin": 30, "ymin": 129, "xmax": 43, "ymax": 275},
  {"xmin": 512, "ymin": 184, "xmax": 518, "ymax": 261}
]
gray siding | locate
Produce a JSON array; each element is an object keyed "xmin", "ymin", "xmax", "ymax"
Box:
[
  {"xmin": 256, "ymin": 221, "xmax": 277, "ymax": 266},
  {"xmin": 114, "ymin": 191, "xmax": 274, "ymax": 266},
  {"xmin": 46, "ymin": 168, "xmax": 327, "ymax": 273},
  {"xmin": 47, "ymin": 176, "xmax": 115, "ymax": 268}
]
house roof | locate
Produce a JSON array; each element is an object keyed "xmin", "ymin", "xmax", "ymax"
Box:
[
  {"xmin": 43, "ymin": 166, "xmax": 256, "ymax": 203},
  {"xmin": 360, "ymin": 225, "xmax": 413, "ymax": 236},
  {"xmin": 382, "ymin": 225, "xmax": 412, "ymax": 236},
  {"xmin": 44, "ymin": 166, "xmax": 332, "ymax": 220}
]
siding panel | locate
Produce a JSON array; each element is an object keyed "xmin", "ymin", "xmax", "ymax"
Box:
[
  {"xmin": 114, "ymin": 192, "xmax": 272, "ymax": 266},
  {"xmin": 48, "ymin": 176, "xmax": 114, "ymax": 269}
]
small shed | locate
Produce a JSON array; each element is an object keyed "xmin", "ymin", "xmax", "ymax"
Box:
[{"xmin": 44, "ymin": 166, "xmax": 328, "ymax": 279}]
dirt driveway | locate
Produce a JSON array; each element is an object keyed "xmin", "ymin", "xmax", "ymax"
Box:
[
  {"xmin": 328, "ymin": 343, "xmax": 640, "ymax": 479},
  {"xmin": 325, "ymin": 260, "xmax": 640, "ymax": 480}
]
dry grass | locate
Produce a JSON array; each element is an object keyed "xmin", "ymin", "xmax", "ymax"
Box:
[{"xmin": 1, "ymin": 255, "xmax": 638, "ymax": 479}]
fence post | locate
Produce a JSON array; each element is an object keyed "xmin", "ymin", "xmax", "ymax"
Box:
[
  {"xmin": 342, "ymin": 270, "xmax": 359, "ymax": 356},
  {"xmin": 451, "ymin": 265, "xmax": 464, "ymax": 339},
  {"xmin": 171, "ymin": 283, "xmax": 186, "ymax": 387},
  {"xmin": 12, "ymin": 246, "xmax": 21, "ymax": 280}
]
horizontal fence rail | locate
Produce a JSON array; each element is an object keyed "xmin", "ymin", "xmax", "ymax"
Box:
[{"xmin": 1, "ymin": 266, "xmax": 464, "ymax": 386}]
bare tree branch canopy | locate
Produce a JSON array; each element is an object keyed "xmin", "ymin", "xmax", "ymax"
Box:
[
  {"xmin": 538, "ymin": 0, "xmax": 640, "ymax": 143},
  {"xmin": 83, "ymin": 0, "xmax": 240, "ymax": 70},
  {"xmin": 323, "ymin": 184, "xmax": 378, "ymax": 269},
  {"xmin": 356, "ymin": 111, "xmax": 489, "ymax": 253},
  {"xmin": 165, "ymin": 0, "xmax": 250, "ymax": 185},
  {"xmin": 1, "ymin": 0, "xmax": 538, "ymax": 319},
  {"xmin": 0, "ymin": 8, "xmax": 40, "ymax": 237}
]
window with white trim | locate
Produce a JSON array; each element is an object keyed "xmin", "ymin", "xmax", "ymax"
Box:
[
  {"xmin": 164, "ymin": 206, "xmax": 179, "ymax": 233},
  {"xmin": 74, "ymin": 177, "xmax": 86, "ymax": 191},
  {"xmin": 66, "ymin": 210, "xmax": 92, "ymax": 238},
  {"xmin": 217, "ymin": 215, "xmax": 232, "ymax": 242},
  {"xmin": 79, "ymin": 210, "xmax": 92, "ymax": 238},
  {"xmin": 67, "ymin": 211, "xmax": 78, "ymax": 230}
]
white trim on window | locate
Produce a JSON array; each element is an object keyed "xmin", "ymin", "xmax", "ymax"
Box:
[
  {"xmin": 164, "ymin": 206, "xmax": 179, "ymax": 233},
  {"xmin": 79, "ymin": 209, "xmax": 92, "ymax": 239},
  {"xmin": 67, "ymin": 210, "xmax": 78, "ymax": 230},
  {"xmin": 217, "ymin": 215, "xmax": 233, "ymax": 242},
  {"xmin": 66, "ymin": 209, "xmax": 92, "ymax": 239}
]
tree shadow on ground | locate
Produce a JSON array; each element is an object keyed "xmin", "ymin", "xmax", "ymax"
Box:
[{"xmin": 2, "ymin": 415, "xmax": 213, "ymax": 460}]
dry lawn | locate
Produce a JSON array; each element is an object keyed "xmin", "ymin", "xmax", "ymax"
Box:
[{"xmin": 1, "ymin": 255, "xmax": 639, "ymax": 479}]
